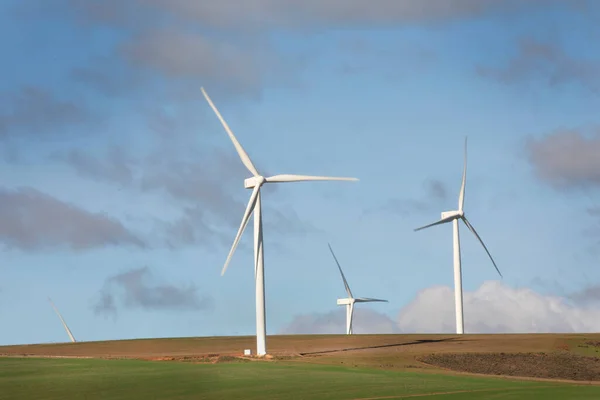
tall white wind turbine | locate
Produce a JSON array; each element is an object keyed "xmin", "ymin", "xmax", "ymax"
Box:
[
  {"xmin": 414, "ymin": 137, "xmax": 502, "ymax": 335},
  {"xmin": 201, "ymin": 87, "xmax": 359, "ymax": 356},
  {"xmin": 328, "ymin": 244, "xmax": 388, "ymax": 335},
  {"xmin": 48, "ymin": 297, "xmax": 77, "ymax": 343}
]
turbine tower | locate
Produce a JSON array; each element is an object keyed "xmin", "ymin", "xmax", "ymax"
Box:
[
  {"xmin": 201, "ymin": 87, "xmax": 359, "ymax": 356},
  {"xmin": 414, "ymin": 137, "xmax": 502, "ymax": 335},
  {"xmin": 48, "ymin": 297, "xmax": 76, "ymax": 343},
  {"xmin": 328, "ymin": 243, "xmax": 388, "ymax": 335}
]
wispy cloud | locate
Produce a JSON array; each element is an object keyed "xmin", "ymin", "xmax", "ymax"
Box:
[
  {"xmin": 0, "ymin": 86, "xmax": 93, "ymax": 138},
  {"xmin": 93, "ymin": 266, "xmax": 214, "ymax": 317},
  {"xmin": 70, "ymin": 1, "xmax": 581, "ymax": 29},
  {"xmin": 120, "ymin": 29, "xmax": 273, "ymax": 95},
  {"xmin": 478, "ymin": 37, "xmax": 600, "ymax": 92},
  {"xmin": 52, "ymin": 145, "xmax": 135, "ymax": 187},
  {"xmin": 366, "ymin": 179, "xmax": 449, "ymax": 217},
  {"xmin": 0, "ymin": 186, "xmax": 143, "ymax": 251},
  {"xmin": 527, "ymin": 128, "xmax": 600, "ymax": 190}
]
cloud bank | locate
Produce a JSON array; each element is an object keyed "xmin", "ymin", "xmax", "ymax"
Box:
[
  {"xmin": 281, "ymin": 281, "xmax": 600, "ymax": 334},
  {"xmin": 398, "ymin": 281, "xmax": 600, "ymax": 333}
]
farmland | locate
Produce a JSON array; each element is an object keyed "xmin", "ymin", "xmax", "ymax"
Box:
[{"xmin": 1, "ymin": 334, "xmax": 600, "ymax": 399}]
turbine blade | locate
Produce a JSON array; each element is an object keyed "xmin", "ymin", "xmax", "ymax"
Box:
[
  {"xmin": 48, "ymin": 297, "xmax": 76, "ymax": 343},
  {"xmin": 201, "ymin": 87, "xmax": 260, "ymax": 177},
  {"xmin": 355, "ymin": 298, "xmax": 388, "ymax": 303},
  {"xmin": 222, "ymin": 185, "xmax": 261, "ymax": 276},
  {"xmin": 458, "ymin": 136, "xmax": 467, "ymax": 211},
  {"xmin": 327, "ymin": 243, "xmax": 353, "ymax": 298},
  {"xmin": 414, "ymin": 215, "xmax": 456, "ymax": 232},
  {"xmin": 266, "ymin": 174, "xmax": 358, "ymax": 183},
  {"xmin": 461, "ymin": 216, "xmax": 503, "ymax": 278}
]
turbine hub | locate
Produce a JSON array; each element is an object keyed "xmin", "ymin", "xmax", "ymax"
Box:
[
  {"xmin": 244, "ymin": 176, "xmax": 266, "ymax": 189},
  {"xmin": 441, "ymin": 210, "xmax": 463, "ymax": 220}
]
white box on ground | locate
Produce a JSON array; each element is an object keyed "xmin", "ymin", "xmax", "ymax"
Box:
[{"xmin": 244, "ymin": 349, "xmax": 252, "ymax": 356}]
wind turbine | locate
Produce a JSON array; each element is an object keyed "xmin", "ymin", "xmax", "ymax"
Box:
[
  {"xmin": 200, "ymin": 87, "xmax": 359, "ymax": 356},
  {"xmin": 413, "ymin": 137, "xmax": 502, "ymax": 335},
  {"xmin": 328, "ymin": 243, "xmax": 388, "ymax": 335},
  {"xmin": 48, "ymin": 297, "xmax": 77, "ymax": 343}
]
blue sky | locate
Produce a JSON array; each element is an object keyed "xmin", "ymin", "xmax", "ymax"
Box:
[{"xmin": 1, "ymin": 1, "xmax": 600, "ymax": 345}]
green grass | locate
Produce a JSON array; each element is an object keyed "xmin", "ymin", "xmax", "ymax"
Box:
[{"xmin": 1, "ymin": 357, "xmax": 599, "ymax": 399}]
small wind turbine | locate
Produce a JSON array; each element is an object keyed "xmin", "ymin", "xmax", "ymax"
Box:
[
  {"xmin": 201, "ymin": 87, "xmax": 359, "ymax": 356},
  {"xmin": 328, "ymin": 243, "xmax": 388, "ymax": 335},
  {"xmin": 414, "ymin": 137, "xmax": 502, "ymax": 335},
  {"xmin": 48, "ymin": 297, "xmax": 77, "ymax": 343}
]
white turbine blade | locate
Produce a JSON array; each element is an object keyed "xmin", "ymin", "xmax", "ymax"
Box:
[
  {"xmin": 327, "ymin": 243, "xmax": 353, "ymax": 298},
  {"xmin": 222, "ymin": 185, "xmax": 261, "ymax": 276},
  {"xmin": 200, "ymin": 87, "xmax": 260, "ymax": 177},
  {"xmin": 48, "ymin": 297, "xmax": 76, "ymax": 343},
  {"xmin": 355, "ymin": 297, "xmax": 388, "ymax": 303},
  {"xmin": 458, "ymin": 136, "xmax": 468, "ymax": 211},
  {"xmin": 265, "ymin": 174, "xmax": 358, "ymax": 183},
  {"xmin": 414, "ymin": 215, "xmax": 456, "ymax": 232},
  {"xmin": 461, "ymin": 216, "xmax": 503, "ymax": 278}
]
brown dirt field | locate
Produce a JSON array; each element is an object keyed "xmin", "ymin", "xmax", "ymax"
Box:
[
  {"xmin": 420, "ymin": 352, "xmax": 600, "ymax": 381},
  {"xmin": 2, "ymin": 333, "xmax": 600, "ymax": 382},
  {"xmin": 0, "ymin": 334, "xmax": 459, "ymax": 359}
]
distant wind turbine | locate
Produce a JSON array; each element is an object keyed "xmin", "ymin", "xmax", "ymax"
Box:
[
  {"xmin": 48, "ymin": 297, "xmax": 76, "ymax": 343},
  {"xmin": 328, "ymin": 243, "xmax": 388, "ymax": 335},
  {"xmin": 201, "ymin": 87, "xmax": 359, "ymax": 356},
  {"xmin": 413, "ymin": 137, "xmax": 502, "ymax": 334}
]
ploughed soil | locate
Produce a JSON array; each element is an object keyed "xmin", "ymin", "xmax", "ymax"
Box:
[{"xmin": 420, "ymin": 352, "xmax": 600, "ymax": 381}]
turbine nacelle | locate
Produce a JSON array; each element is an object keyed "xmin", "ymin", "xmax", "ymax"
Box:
[
  {"xmin": 337, "ymin": 298, "xmax": 355, "ymax": 306},
  {"xmin": 441, "ymin": 210, "xmax": 463, "ymax": 220},
  {"xmin": 244, "ymin": 176, "xmax": 266, "ymax": 189}
]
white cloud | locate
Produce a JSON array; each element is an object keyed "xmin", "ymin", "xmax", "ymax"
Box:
[
  {"xmin": 281, "ymin": 281, "xmax": 600, "ymax": 335},
  {"xmin": 398, "ymin": 281, "xmax": 600, "ymax": 333}
]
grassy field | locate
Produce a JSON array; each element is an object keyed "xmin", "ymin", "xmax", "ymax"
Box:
[
  {"xmin": 1, "ymin": 334, "xmax": 600, "ymax": 399},
  {"xmin": 1, "ymin": 357, "xmax": 598, "ymax": 399}
]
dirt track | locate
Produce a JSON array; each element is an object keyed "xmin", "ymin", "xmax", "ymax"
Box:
[{"xmin": 420, "ymin": 352, "xmax": 600, "ymax": 381}]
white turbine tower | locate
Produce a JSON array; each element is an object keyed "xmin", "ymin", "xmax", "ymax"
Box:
[
  {"xmin": 328, "ymin": 243, "xmax": 388, "ymax": 335},
  {"xmin": 414, "ymin": 137, "xmax": 502, "ymax": 335},
  {"xmin": 201, "ymin": 87, "xmax": 359, "ymax": 356},
  {"xmin": 48, "ymin": 297, "xmax": 77, "ymax": 343}
]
